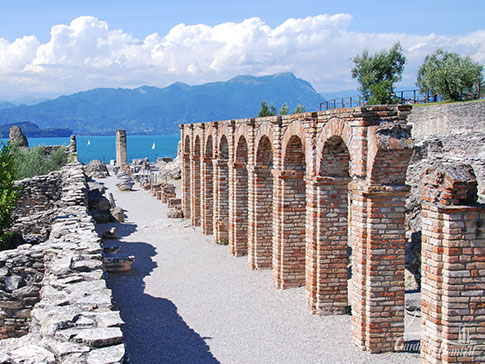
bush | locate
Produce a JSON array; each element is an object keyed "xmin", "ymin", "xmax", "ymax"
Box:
[
  {"xmin": 12, "ymin": 145, "xmax": 68, "ymax": 180},
  {"xmin": 0, "ymin": 142, "xmax": 19, "ymax": 246}
]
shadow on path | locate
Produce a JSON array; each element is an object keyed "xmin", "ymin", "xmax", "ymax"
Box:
[{"xmin": 107, "ymin": 239, "xmax": 220, "ymax": 364}]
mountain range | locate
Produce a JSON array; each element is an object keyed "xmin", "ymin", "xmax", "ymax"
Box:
[
  {"xmin": 0, "ymin": 121, "xmax": 72, "ymax": 138},
  {"xmin": 0, "ymin": 73, "xmax": 325, "ymax": 135}
]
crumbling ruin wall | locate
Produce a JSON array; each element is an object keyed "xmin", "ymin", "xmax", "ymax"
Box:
[
  {"xmin": 12, "ymin": 172, "xmax": 63, "ymax": 243},
  {"xmin": 0, "ymin": 163, "xmax": 125, "ymax": 364},
  {"xmin": 405, "ymin": 101, "xmax": 485, "ymax": 287}
]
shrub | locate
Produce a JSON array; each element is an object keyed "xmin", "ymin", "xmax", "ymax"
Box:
[
  {"xmin": 0, "ymin": 142, "xmax": 19, "ymax": 246},
  {"xmin": 12, "ymin": 145, "xmax": 68, "ymax": 180}
]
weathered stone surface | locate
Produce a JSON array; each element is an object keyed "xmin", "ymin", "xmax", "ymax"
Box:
[
  {"xmin": 86, "ymin": 344, "xmax": 125, "ymax": 364},
  {"xmin": 9, "ymin": 125, "xmax": 28, "ymax": 147},
  {"xmin": 168, "ymin": 208, "xmax": 184, "ymax": 218},
  {"xmin": 85, "ymin": 160, "xmax": 109, "ymax": 179},
  {"xmin": 74, "ymin": 327, "xmax": 123, "ymax": 348},
  {"xmin": 110, "ymin": 207, "xmax": 125, "ymax": 223},
  {"xmin": 9, "ymin": 344, "xmax": 56, "ymax": 364},
  {"xmin": 0, "ymin": 163, "xmax": 126, "ymax": 363}
]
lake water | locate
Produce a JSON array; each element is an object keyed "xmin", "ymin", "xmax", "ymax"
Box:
[{"xmin": 0, "ymin": 134, "xmax": 180, "ymax": 164}]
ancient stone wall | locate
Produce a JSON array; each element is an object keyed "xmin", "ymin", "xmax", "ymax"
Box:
[
  {"xmin": 12, "ymin": 172, "xmax": 63, "ymax": 243},
  {"xmin": 181, "ymin": 105, "xmax": 414, "ymax": 353},
  {"xmin": 0, "ymin": 164, "xmax": 125, "ymax": 364},
  {"xmin": 405, "ymin": 102, "xmax": 485, "ymax": 288},
  {"xmin": 408, "ymin": 101, "xmax": 485, "ymax": 138}
]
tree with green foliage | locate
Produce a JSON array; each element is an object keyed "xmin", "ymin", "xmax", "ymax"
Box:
[
  {"xmin": 0, "ymin": 142, "xmax": 19, "ymax": 245},
  {"xmin": 293, "ymin": 104, "xmax": 306, "ymax": 113},
  {"xmin": 416, "ymin": 48, "xmax": 483, "ymax": 101},
  {"xmin": 351, "ymin": 42, "xmax": 406, "ymax": 104},
  {"xmin": 258, "ymin": 101, "xmax": 277, "ymax": 117},
  {"xmin": 279, "ymin": 103, "xmax": 289, "ymax": 115}
]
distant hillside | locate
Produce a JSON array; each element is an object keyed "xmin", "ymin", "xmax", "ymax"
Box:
[
  {"xmin": 0, "ymin": 121, "xmax": 72, "ymax": 138},
  {"xmin": 0, "ymin": 102, "xmax": 15, "ymax": 110},
  {"xmin": 0, "ymin": 73, "xmax": 324, "ymax": 135}
]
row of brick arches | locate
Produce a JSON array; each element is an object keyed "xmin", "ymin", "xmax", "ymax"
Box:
[{"xmin": 180, "ymin": 105, "xmax": 414, "ymax": 353}]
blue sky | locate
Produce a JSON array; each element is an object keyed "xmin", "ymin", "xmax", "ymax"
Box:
[{"xmin": 0, "ymin": 0, "xmax": 484, "ymax": 99}]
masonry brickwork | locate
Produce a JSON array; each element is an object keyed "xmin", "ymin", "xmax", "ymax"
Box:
[
  {"xmin": 181, "ymin": 105, "xmax": 414, "ymax": 353},
  {"xmin": 420, "ymin": 163, "xmax": 485, "ymax": 364}
]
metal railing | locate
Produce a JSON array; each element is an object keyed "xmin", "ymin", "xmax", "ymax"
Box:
[{"xmin": 320, "ymin": 82, "xmax": 485, "ymax": 111}]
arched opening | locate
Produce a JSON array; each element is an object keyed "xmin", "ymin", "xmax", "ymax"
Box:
[
  {"xmin": 250, "ymin": 136, "xmax": 273, "ymax": 269},
  {"xmin": 202, "ymin": 136, "xmax": 214, "ymax": 235},
  {"xmin": 231, "ymin": 136, "xmax": 249, "ymax": 256},
  {"xmin": 191, "ymin": 135, "xmax": 201, "ymax": 226},
  {"xmin": 214, "ymin": 135, "xmax": 229, "ymax": 244},
  {"xmin": 182, "ymin": 135, "xmax": 191, "ymax": 219},
  {"xmin": 276, "ymin": 135, "xmax": 306, "ymax": 288},
  {"xmin": 308, "ymin": 135, "xmax": 352, "ymax": 314}
]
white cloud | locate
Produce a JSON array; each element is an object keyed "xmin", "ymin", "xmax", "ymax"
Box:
[{"xmin": 0, "ymin": 14, "xmax": 484, "ymax": 99}]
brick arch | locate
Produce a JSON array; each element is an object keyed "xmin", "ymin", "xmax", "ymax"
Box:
[
  {"xmin": 235, "ymin": 135, "xmax": 248, "ymax": 163},
  {"xmin": 255, "ymin": 123, "xmax": 275, "ymax": 166},
  {"xmin": 184, "ymin": 134, "xmax": 191, "ymax": 154},
  {"xmin": 275, "ymin": 120, "xmax": 307, "ymax": 289},
  {"xmin": 193, "ymin": 134, "xmax": 201, "ymax": 157},
  {"xmin": 231, "ymin": 134, "xmax": 249, "ymax": 256},
  {"xmin": 182, "ymin": 133, "xmax": 192, "ymax": 219},
  {"xmin": 191, "ymin": 134, "xmax": 202, "ymax": 226},
  {"xmin": 204, "ymin": 125, "xmax": 217, "ymax": 158},
  {"xmin": 250, "ymin": 132, "xmax": 274, "ymax": 269},
  {"xmin": 367, "ymin": 126, "xmax": 413, "ymax": 186},
  {"xmin": 316, "ymin": 118, "xmax": 353, "ymax": 177},
  {"xmin": 307, "ymin": 119, "xmax": 353, "ymax": 315},
  {"xmin": 281, "ymin": 120, "xmax": 308, "ymax": 169},
  {"xmin": 217, "ymin": 124, "xmax": 232, "ymax": 160},
  {"xmin": 213, "ymin": 125, "xmax": 231, "ymax": 245},
  {"xmin": 201, "ymin": 133, "xmax": 214, "ymax": 235}
]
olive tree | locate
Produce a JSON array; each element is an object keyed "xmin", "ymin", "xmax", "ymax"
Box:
[
  {"xmin": 417, "ymin": 48, "xmax": 483, "ymax": 101},
  {"xmin": 351, "ymin": 42, "xmax": 406, "ymax": 104}
]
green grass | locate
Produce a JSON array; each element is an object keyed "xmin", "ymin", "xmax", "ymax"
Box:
[{"xmin": 412, "ymin": 98, "xmax": 485, "ymax": 108}]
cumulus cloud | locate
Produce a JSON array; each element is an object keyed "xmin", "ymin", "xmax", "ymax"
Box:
[{"xmin": 0, "ymin": 14, "xmax": 484, "ymax": 99}]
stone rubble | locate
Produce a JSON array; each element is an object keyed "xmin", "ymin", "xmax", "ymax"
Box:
[{"xmin": 0, "ymin": 163, "xmax": 126, "ymax": 363}]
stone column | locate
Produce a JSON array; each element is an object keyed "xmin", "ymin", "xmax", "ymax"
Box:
[
  {"xmin": 115, "ymin": 130, "xmax": 127, "ymax": 167},
  {"xmin": 69, "ymin": 135, "xmax": 77, "ymax": 153},
  {"xmin": 421, "ymin": 164, "xmax": 485, "ymax": 364}
]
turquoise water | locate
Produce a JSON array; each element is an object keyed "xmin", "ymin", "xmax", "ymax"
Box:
[{"xmin": 0, "ymin": 134, "xmax": 180, "ymax": 164}]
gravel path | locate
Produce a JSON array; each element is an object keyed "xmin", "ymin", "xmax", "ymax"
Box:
[{"xmin": 97, "ymin": 175, "xmax": 420, "ymax": 364}]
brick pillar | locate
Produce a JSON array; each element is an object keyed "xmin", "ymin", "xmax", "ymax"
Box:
[
  {"xmin": 351, "ymin": 182, "xmax": 408, "ymax": 353},
  {"xmin": 201, "ymin": 157, "xmax": 214, "ymax": 234},
  {"xmin": 230, "ymin": 161, "xmax": 248, "ymax": 256},
  {"xmin": 248, "ymin": 165, "xmax": 273, "ymax": 269},
  {"xmin": 213, "ymin": 159, "xmax": 229, "ymax": 244},
  {"xmin": 115, "ymin": 129, "xmax": 127, "ymax": 167},
  {"xmin": 306, "ymin": 176, "xmax": 350, "ymax": 314},
  {"xmin": 182, "ymin": 152, "xmax": 191, "ymax": 219},
  {"xmin": 421, "ymin": 164, "xmax": 485, "ymax": 364},
  {"xmin": 273, "ymin": 170, "xmax": 306, "ymax": 289},
  {"xmin": 190, "ymin": 154, "xmax": 201, "ymax": 226}
]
